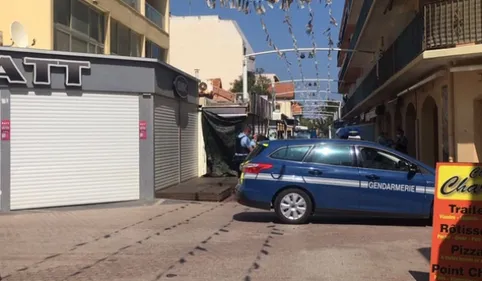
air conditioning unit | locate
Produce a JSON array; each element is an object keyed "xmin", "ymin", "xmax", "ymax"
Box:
[
  {"xmin": 198, "ymin": 79, "xmax": 213, "ymax": 94},
  {"xmin": 272, "ymin": 112, "xmax": 282, "ymax": 120}
]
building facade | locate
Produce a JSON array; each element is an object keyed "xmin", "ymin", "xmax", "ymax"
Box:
[
  {"xmin": 169, "ymin": 15, "xmax": 255, "ymax": 90},
  {"xmin": 269, "ymin": 82, "xmax": 302, "ymax": 119},
  {"xmin": 0, "ymin": 47, "xmax": 199, "ymax": 212},
  {"xmin": 0, "ymin": 0, "xmax": 169, "ymax": 61},
  {"xmin": 338, "ymin": 0, "xmax": 482, "ymax": 167}
]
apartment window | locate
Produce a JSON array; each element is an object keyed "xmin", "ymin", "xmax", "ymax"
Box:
[
  {"xmin": 110, "ymin": 20, "xmax": 141, "ymax": 57},
  {"xmin": 275, "ymin": 103, "xmax": 281, "ymax": 112},
  {"xmin": 53, "ymin": 0, "xmax": 105, "ymax": 54},
  {"xmin": 145, "ymin": 40, "xmax": 166, "ymax": 61}
]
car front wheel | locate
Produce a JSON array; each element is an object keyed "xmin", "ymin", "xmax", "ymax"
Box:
[{"xmin": 274, "ymin": 188, "xmax": 313, "ymax": 224}]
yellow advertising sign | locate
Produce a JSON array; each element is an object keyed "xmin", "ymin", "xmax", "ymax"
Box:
[
  {"xmin": 436, "ymin": 164, "xmax": 482, "ymax": 202},
  {"xmin": 430, "ymin": 162, "xmax": 482, "ymax": 281}
]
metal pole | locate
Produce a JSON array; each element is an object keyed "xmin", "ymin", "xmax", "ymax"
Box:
[
  {"xmin": 271, "ymin": 80, "xmax": 275, "ymax": 119},
  {"xmin": 246, "ymin": 47, "xmax": 376, "ymax": 58},
  {"xmin": 329, "ymin": 125, "xmax": 332, "ymax": 139},
  {"xmin": 292, "ymin": 103, "xmax": 341, "ymax": 107},
  {"xmin": 291, "ymin": 99, "xmax": 342, "ymax": 103},
  {"xmin": 276, "ymin": 78, "xmax": 343, "ymax": 83},
  {"xmin": 242, "ymin": 57, "xmax": 249, "ymax": 102},
  {"xmin": 271, "ymin": 90, "xmax": 338, "ymax": 96},
  {"xmin": 303, "ymin": 110, "xmax": 336, "ymax": 113}
]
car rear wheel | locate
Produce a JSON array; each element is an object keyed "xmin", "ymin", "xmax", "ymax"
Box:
[{"xmin": 274, "ymin": 188, "xmax": 313, "ymax": 224}]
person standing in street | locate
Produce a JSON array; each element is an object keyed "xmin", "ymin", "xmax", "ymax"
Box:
[
  {"xmin": 233, "ymin": 125, "xmax": 253, "ymax": 177},
  {"xmin": 394, "ymin": 128, "xmax": 408, "ymax": 154},
  {"xmin": 250, "ymin": 134, "xmax": 258, "ymax": 149}
]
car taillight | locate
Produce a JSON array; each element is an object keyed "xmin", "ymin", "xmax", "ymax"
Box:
[{"xmin": 243, "ymin": 163, "xmax": 273, "ymax": 174}]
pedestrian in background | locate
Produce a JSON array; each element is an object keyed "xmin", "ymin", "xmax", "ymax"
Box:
[
  {"xmin": 394, "ymin": 128, "xmax": 408, "ymax": 154},
  {"xmin": 377, "ymin": 131, "xmax": 388, "ymax": 146}
]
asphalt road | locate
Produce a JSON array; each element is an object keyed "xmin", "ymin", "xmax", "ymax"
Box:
[{"xmin": 0, "ymin": 200, "xmax": 432, "ymax": 281}]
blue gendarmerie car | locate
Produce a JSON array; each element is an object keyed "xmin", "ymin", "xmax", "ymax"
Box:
[{"xmin": 235, "ymin": 139, "xmax": 435, "ymax": 224}]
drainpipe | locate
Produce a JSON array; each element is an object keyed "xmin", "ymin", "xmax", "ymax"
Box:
[
  {"xmin": 242, "ymin": 57, "xmax": 249, "ymax": 102},
  {"xmin": 448, "ymin": 69, "xmax": 456, "ymax": 162},
  {"xmin": 415, "ymin": 90, "xmax": 419, "ymax": 160},
  {"xmin": 271, "ymin": 80, "xmax": 275, "ymax": 120}
]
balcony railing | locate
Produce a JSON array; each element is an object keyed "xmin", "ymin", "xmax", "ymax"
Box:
[
  {"xmin": 342, "ymin": 0, "xmax": 482, "ymax": 117},
  {"xmin": 338, "ymin": 0, "xmax": 374, "ymax": 80},
  {"xmin": 145, "ymin": 2, "xmax": 165, "ymax": 30},
  {"xmin": 121, "ymin": 0, "xmax": 139, "ymax": 11},
  {"xmin": 341, "ymin": 13, "xmax": 424, "ymax": 116},
  {"xmin": 425, "ymin": 0, "xmax": 482, "ymax": 49},
  {"xmin": 338, "ymin": 0, "xmax": 353, "ymax": 42}
]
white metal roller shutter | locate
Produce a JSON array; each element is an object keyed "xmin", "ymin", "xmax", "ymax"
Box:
[
  {"xmin": 154, "ymin": 96, "xmax": 180, "ymax": 190},
  {"xmin": 10, "ymin": 92, "xmax": 140, "ymax": 210},
  {"xmin": 180, "ymin": 102, "xmax": 198, "ymax": 182}
]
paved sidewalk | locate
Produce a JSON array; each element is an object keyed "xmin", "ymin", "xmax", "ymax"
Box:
[{"xmin": 0, "ymin": 201, "xmax": 432, "ymax": 281}]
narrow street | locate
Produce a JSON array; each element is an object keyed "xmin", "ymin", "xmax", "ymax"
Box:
[{"xmin": 0, "ymin": 200, "xmax": 431, "ymax": 281}]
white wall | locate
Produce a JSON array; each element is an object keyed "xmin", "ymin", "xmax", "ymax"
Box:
[
  {"xmin": 197, "ymin": 111, "xmax": 207, "ymax": 177},
  {"xmin": 170, "ymin": 15, "xmax": 254, "ymax": 90},
  {"xmin": 276, "ymin": 100, "xmax": 293, "ymax": 118}
]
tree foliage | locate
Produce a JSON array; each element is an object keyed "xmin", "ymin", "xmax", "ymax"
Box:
[
  {"xmin": 230, "ymin": 71, "xmax": 272, "ymax": 96},
  {"xmin": 299, "ymin": 99, "xmax": 341, "ymax": 137}
]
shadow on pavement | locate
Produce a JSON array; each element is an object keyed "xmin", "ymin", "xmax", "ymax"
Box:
[
  {"xmin": 409, "ymin": 270, "xmax": 429, "ymax": 281},
  {"xmin": 418, "ymin": 247, "xmax": 431, "ymax": 262},
  {"xmin": 233, "ymin": 211, "xmax": 430, "ymax": 226}
]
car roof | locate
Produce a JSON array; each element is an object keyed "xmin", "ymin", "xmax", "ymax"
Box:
[
  {"xmin": 264, "ymin": 138, "xmax": 380, "ymax": 147},
  {"xmin": 260, "ymin": 138, "xmax": 435, "ymax": 174}
]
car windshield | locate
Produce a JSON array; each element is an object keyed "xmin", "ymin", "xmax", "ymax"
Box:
[{"xmin": 295, "ymin": 132, "xmax": 311, "ymax": 139}]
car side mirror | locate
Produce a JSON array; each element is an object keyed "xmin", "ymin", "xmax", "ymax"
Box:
[{"xmin": 409, "ymin": 163, "xmax": 418, "ymax": 173}]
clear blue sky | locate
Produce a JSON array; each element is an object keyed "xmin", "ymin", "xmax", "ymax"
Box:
[{"xmin": 171, "ymin": 0, "xmax": 344, "ymax": 100}]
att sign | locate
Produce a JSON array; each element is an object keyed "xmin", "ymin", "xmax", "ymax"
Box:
[{"xmin": 0, "ymin": 55, "xmax": 91, "ymax": 87}]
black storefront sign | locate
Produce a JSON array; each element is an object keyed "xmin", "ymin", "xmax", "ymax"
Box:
[
  {"xmin": 173, "ymin": 75, "xmax": 189, "ymax": 99},
  {"xmin": 0, "ymin": 55, "xmax": 90, "ymax": 87}
]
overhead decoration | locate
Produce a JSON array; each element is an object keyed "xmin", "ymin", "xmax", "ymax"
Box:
[
  {"xmin": 259, "ymin": 17, "xmax": 294, "ymax": 83},
  {"xmin": 322, "ymin": 0, "xmax": 337, "ymax": 102},
  {"xmin": 204, "ymin": 0, "xmax": 341, "ymax": 119},
  {"xmin": 284, "ymin": 11, "xmax": 305, "ymax": 84},
  {"xmin": 305, "ymin": 1, "xmax": 321, "ymax": 94},
  {"xmin": 205, "ymin": 0, "xmax": 330, "ymax": 13}
]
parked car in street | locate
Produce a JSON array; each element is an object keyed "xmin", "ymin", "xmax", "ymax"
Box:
[{"xmin": 235, "ymin": 138, "xmax": 435, "ymax": 224}]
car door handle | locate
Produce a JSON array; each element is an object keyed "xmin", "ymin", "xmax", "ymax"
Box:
[
  {"xmin": 365, "ymin": 174, "xmax": 380, "ymax": 180},
  {"xmin": 308, "ymin": 170, "xmax": 323, "ymax": 176}
]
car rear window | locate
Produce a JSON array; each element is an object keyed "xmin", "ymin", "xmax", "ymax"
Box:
[
  {"xmin": 244, "ymin": 143, "xmax": 268, "ymax": 162},
  {"xmin": 270, "ymin": 145, "xmax": 312, "ymax": 162}
]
